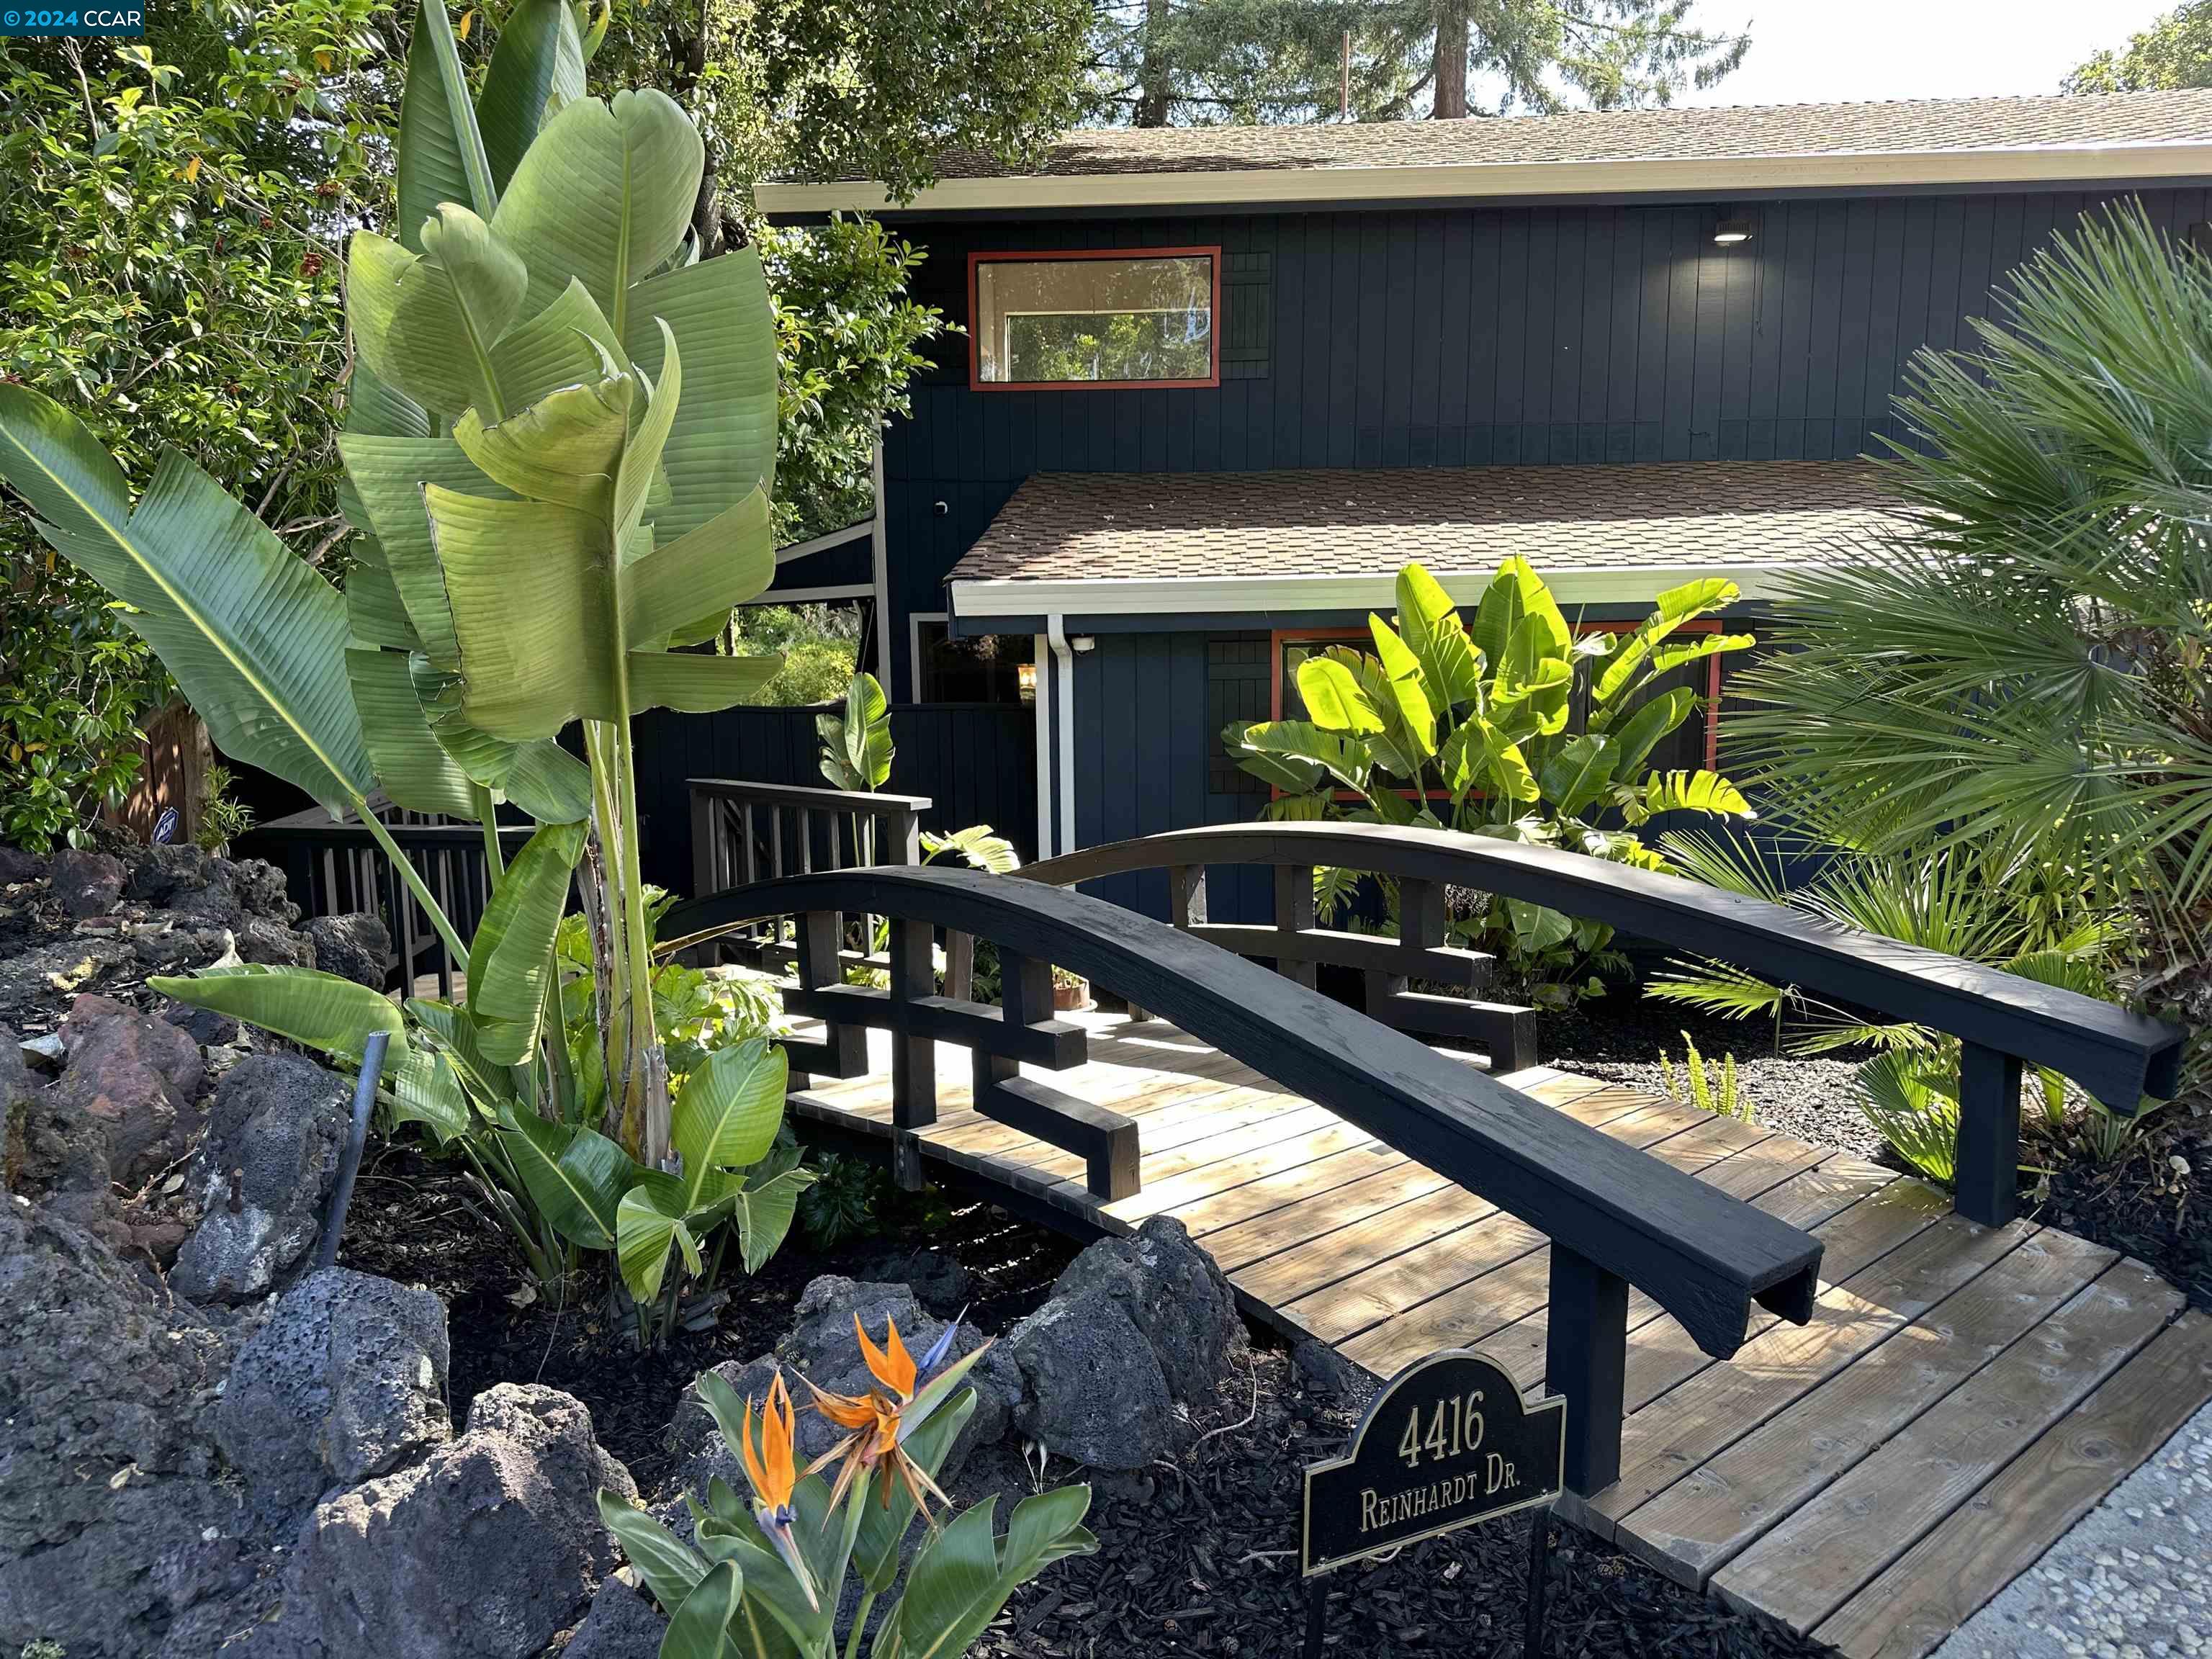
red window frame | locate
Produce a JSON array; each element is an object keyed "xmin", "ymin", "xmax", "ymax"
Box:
[
  {"xmin": 967, "ymin": 246, "xmax": 1223, "ymax": 392},
  {"xmin": 1266, "ymin": 619, "xmax": 1725, "ymax": 800}
]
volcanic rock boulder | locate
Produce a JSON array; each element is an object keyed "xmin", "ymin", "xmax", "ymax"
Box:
[
  {"xmin": 0, "ymin": 1199, "xmax": 245, "ymax": 1659},
  {"xmin": 271, "ymin": 1385, "xmax": 634, "ymax": 1659},
  {"xmin": 50, "ymin": 847, "xmax": 125, "ymax": 918},
  {"xmin": 303, "ymin": 913, "xmax": 390, "ymax": 989},
  {"xmin": 217, "ymin": 1267, "xmax": 451, "ymax": 1519},
  {"xmin": 171, "ymin": 1054, "xmax": 349, "ymax": 1303},
  {"xmin": 560, "ymin": 1579, "xmax": 667, "ymax": 1659},
  {"xmin": 1006, "ymin": 1215, "xmax": 1246, "ymax": 1469},
  {"xmin": 49, "ymin": 992, "xmax": 207, "ymax": 1189}
]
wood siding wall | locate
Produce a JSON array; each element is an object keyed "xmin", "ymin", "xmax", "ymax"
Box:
[{"xmin": 885, "ymin": 184, "xmax": 2205, "ymax": 686}]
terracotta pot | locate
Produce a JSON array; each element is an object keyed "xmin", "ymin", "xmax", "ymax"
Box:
[{"xmin": 1051, "ymin": 977, "xmax": 1091, "ymax": 1012}]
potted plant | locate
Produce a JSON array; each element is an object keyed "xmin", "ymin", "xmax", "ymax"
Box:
[{"xmin": 1051, "ymin": 963, "xmax": 1092, "ymax": 1013}]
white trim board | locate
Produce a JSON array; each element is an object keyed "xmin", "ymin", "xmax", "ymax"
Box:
[
  {"xmin": 756, "ymin": 584, "xmax": 876, "ymax": 606},
  {"xmin": 950, "ymin": 562, "xmax": 1813, "ymax": 620},
  {"xmin": 907, "ymin": 611, "xmax": 948, "ymax": 703},
  {"xmin": 775, "ymin": 520, "xmax": 873, "ymax": 565},
  {"xmin": 760, "ymin": 141, "xmax": 2212, "ymax": 217}
]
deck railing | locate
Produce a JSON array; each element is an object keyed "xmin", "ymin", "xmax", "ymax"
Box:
[
  {"xmin": 238, "ymin": 801, "xmax": 533, "ymax": 996},
  {"xmin": 685, "ymin": 778, "xmax": 977, "ymax": 994},
  {"xmin": 658, "ymin": 863, "xmax": 1827, "ymax": 1497},
  {"xmin": 1020, "ymin": 821, "xmax": 2189, "ymax": 1231}
]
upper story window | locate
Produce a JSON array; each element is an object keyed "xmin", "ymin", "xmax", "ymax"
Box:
[{"xmin": 970, "ymin": 248, "xmax": 1219, "ymax": 390}]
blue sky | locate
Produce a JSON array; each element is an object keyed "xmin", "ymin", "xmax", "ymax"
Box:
[{"xmin": 1675, "ymin": 0, "xmax": 2179, "ymax": 105}]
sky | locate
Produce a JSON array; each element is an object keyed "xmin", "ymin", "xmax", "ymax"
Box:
[{"xmin": 1672, "ymin": 0, "xmax": 2180, "ymax": 106}]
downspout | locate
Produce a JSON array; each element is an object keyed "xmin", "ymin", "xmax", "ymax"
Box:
[{"xmin": 1047, "ymin": 616, "xmax": 1077, "ymax": 859}]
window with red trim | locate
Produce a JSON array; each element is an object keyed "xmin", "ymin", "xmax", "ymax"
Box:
[{"xmin": 968, "ymin": 248, "xmax": 1220, "ymax": 390}]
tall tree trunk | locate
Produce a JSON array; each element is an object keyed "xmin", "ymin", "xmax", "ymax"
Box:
[
  {"xmin": 667, "ymin": 1, "xmax": 724, "ymax": 256},
  {"xmin": 1432, "ymin": 0, "xmax": 1469, "ymax": 118},
  {"xmin": 1135, "ymin": 0, "xmax": 1172, "ymax": 126}
]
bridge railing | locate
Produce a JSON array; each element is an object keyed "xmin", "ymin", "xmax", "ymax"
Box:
[
  {"xmin": 660, "ymin": 863, "xmax": 1827, "ymax": 1497},
  {"xmin": 1020, "ymin": 821, "xmax": 2188, "ymax": 1231}
]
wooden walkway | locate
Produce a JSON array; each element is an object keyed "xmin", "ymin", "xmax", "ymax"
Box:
[{"xmin": 788, "ymin": 1012, "xmax": 2212, "ymax": 1659}]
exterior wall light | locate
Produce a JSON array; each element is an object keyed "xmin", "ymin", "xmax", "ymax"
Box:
[{"xmin": 1713, "ymin": 216, "xmax": 1755, "ymax": 246}]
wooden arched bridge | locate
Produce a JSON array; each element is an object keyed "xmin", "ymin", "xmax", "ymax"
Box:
[{"xmin": 667, "ymin": 782, "xmax": 2206, "ymax": 1659}]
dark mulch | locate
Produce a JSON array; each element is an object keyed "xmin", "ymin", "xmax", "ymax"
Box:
[
  {"xmin": 968, "ymin": 1341, "xmax": 1836, "ymax": 1659},
  {"xmin": 2033, "ymin": 1114, "xmax": 2211, "ymax": 1314},
  {"xmin": 335, "ymin": 1142, "xmax": 1078, "ymax": 1491},
  {"xmin": 343, "ymin": 1132, "xmax": 1838, "ymax": 1657}
]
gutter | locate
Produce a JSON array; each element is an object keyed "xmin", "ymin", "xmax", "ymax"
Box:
[
  {"xmin": 1045, "ymin": 616, "xmax": 1076, "ymax": 859},
  {"xmin": 953, "ymin": 562, "xmax": 1818, "ymax": 622}
]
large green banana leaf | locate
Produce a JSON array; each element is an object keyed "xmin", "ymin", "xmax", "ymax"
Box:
[
  {"xmin": 0, "ymin": 386, "xmax": 374, "ymax": 814},
  {"xmin": 431, "ymin": 337, "xmax": 780, "ymax": 740},
  {"xmin": 394, "ymin": 0, "xmax": 496, "ymax": 251},
  {"xmin": 148, "ymin": 965, "xmax": 403, "ymax": 1063},
  {"xmin": 464, "ymin": 818, "xmax": 586, "ymax": 1062},
  {"xmin": 476, "ymin": 0, "xmax": 587, "ymax": 193}
]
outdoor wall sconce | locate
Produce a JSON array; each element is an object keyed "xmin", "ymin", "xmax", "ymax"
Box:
[{"xmin": 1712, "ymin": 215, "xmax": 1755, "ymax": 246}]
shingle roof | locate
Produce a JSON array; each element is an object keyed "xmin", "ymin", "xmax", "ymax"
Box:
[
  {"xmin": 947, "ymin": 461, "xmax": 1897, "ymax": 586},
  {"xmin": 908, "ymin": 91, "xmax": 2212, "ymax": 182}
]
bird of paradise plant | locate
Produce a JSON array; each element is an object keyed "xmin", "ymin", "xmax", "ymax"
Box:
[{"xmin": 599, "ymin": 1315, "xmax": 1094, "ymax": 1658}]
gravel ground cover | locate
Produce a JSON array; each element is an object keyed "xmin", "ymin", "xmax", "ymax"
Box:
[{"xmin": 1933, "ymin": 1398, "xmax": 2212, "ymax": 1659}]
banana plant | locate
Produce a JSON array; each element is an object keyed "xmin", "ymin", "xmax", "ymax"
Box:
[
  {"xmin": 0, "ymin": 0, "xmax": 799, "ymax": 1323},
  {"xmin": 1223, "ymin": 559, "xmax": 1755, "ymax": 999}
]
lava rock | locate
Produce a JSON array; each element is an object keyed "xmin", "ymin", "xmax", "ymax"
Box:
[
  {"xmin": 271, "ymin": 1385, "xmax": 634, "ymax": 1659},
  {"xmin": 237, "ymin": 914, "xmax": 315, "ymax": 968},
  {"xmin": 304, "ymin": 912, "xmax": 390, "ymax": 990},
  {"xmin": 217, "ymin": 1267, "xmax": 451, "ymax": 1518},
  {"xmin": 560, "ymin": 1578, "xmax": 667, "ymax": 1659},
  {"xmin": 126, "ymin": 844, "xmax": 240, "ymax": 926},
  {"xmin": 1007, "ymin": 1291, "xmax": 1180, "ymax": 1469},
  {"xmin": 171, "ymin": 1054, "xmax": 349, "ymax": 1304},
  {"xmin": 1005, "ymin": 1216, "xmax": 1247, "ymax": 1470},
  {"xmin": 51, "ymin": 847, "xmax": 125, "ymax": 918},
  {"xmin": 1292, "ymin": 1337, "xmax": 1376, "ymax": 1408},
  {"xmin": 0, "ymin": 933, "xmax": 134, "ymax": 1028},
  {"xmin": 52, "ymin": 992, "xmax": 207, "ymax": 1187},
  {"xmin": 163, "ymin": 998, "xmax": 240, "ymax": 1047},
  {"xmin": 868, "ymin": 1244, "xmax": 976, "ymax": 1316},
  {"xmin": 0, "ymin": 845, "xmax": 41, "ymax": 886},
  {"xmin": 0, "ymin": 1198, "xmax": 244, "ymax": 1659}
]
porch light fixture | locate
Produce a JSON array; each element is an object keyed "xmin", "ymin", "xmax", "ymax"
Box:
[
  {"xmin": 1017, "ymin": 661, "xmax": 1038, "ymax": 701},
  {"xmin": 1712, "ymin": 215, "xmax": 1755, "ymax": 246}
]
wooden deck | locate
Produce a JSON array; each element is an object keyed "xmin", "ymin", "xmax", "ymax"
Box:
[{"xmin": 788, "ymin": 1011, "xmax": 2212, "ymax": 1659}]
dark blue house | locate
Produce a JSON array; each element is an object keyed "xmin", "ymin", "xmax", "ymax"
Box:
[{"xmin": 757, "ymin": 90, "xmax": 2212, "ymax": 888}]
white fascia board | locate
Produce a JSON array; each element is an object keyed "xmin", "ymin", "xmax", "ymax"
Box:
[
  {"xmin": 760, "ymin": 143, "xmax": 2212, "ymax": 217},
  {"xmin": 950, "ymin": 563, "xmax": 1812, "ymax": 619}
]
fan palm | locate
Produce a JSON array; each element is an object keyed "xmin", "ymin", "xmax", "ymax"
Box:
[{"xmin": 1727, "ymin": 202, "xmax": 2211, "ymax": 1091}]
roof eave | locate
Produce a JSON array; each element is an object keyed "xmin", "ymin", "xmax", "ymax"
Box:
[
  {"xmin": 948, "ymin": 562, "xmax": 1816, "ymax": 621},
  {"xmin": 759, "ymin": 141, "xmax": 2212, "ymax": 217}
]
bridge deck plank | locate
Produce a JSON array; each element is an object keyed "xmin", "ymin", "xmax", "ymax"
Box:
[{"xmin": 789, "ymin": 1011, "xmax": 2210, "ymax": 1654}]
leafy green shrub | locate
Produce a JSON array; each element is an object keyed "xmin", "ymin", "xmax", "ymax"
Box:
[
  {"xmin": 192, "ymin": 763, "xmax": 256, "ymax": 853},
  {"xmin": 1224, "ymin": 559, "xmax": 1753, "ymax": 1001},
  {"xmin": 1653, "ymin": 834, "xmax": 2144, "ymax": 1177},
  {"xmin": 2, "ymin": 12, "xmax": 390, "ymax": 850}
]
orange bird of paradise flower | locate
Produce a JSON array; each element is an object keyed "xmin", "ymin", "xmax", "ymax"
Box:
[
  {"xmin": 739, "ymin": 1371, "xmax": 819, "ymax": 1610},
  {"xmin": 802, "ymin": 1313, "xmax": 979, "ymax": 1524}
]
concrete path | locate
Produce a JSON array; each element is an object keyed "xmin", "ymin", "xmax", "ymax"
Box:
[{"xmin": 1933, "ymin": 1398, "xmax": 2212, "ymax": 1659}]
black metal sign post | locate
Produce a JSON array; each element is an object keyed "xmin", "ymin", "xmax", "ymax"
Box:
[{"xmin": 1300, "ymin": 1350, "xmax": 1567, "ymax": 1658}]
